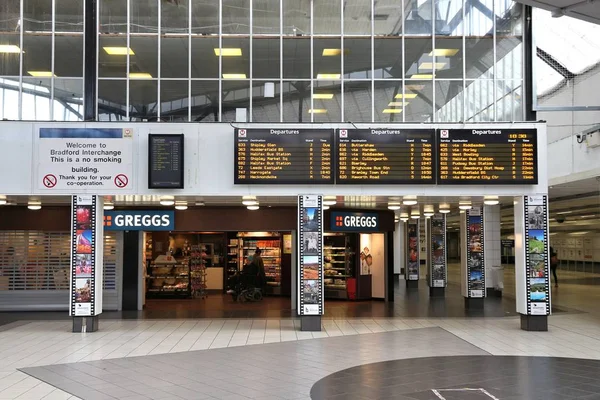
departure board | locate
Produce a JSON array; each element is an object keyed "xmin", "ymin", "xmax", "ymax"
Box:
[
  {"xmin": 148, "ymin": 134, "xmax": 184, "ymax": 189},
  {"xmin": 437, "ymin": 128, "xmax": 537, "ymax": 184},
  {"xmin": 234, "ymin": 128, "xmax": 334, "ymax": 184},
  {"xmin": 336, "ymin": 128, "xmax": 435, "ymax": 184}
]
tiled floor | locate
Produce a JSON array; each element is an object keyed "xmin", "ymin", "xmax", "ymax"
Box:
[{"xmin": 2, "ymin": 266, "xmax": 600, "ymax": 399}]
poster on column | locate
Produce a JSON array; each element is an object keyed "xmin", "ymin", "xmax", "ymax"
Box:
[
  {"xmin": 407, "ymin": 220, "xmax": 419, "ymax": 280},
  {"xmin": 71, "ymin": 195, "xmax": 96, "ymax": 317},
  {"xmin": 36, "ymin": 128, "xmax": 134, "ymax": 193},
  {"xmin": 298, "ymin": 195, "xmax": 323, "ymax": 316},
  {"xmin": 525, "ymin": 195, "xmax": 550, "ymax": 315},
  {"xmin": 430, "ymin": 215, "xmax": 446, "ymax": 288},
  {"xmin": 467, "ymin": 208, "xmax": 485, "ymax": 298}
]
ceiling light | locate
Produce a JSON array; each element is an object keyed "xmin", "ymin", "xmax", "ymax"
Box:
[
  {"xmin": 28, "ymin": 71, "xmax": 55, "ymax": 77},
  {"xmin": 313, "ymin": 93, "xmax": 334, "ymax": 99},
  {"xmin": 388, "ymin": 204, "xmax": 401, "ymax": 210},
  {"xmin": 160, "ymin": 200, "xmax": 175, "ymax": 206},
  {"xmin": 429, "ymin": 49, "xmax": 459, "ymax": 57},
  {"xmin": 439, "ymin": 208, "xmax": 451, "ymax": 214},
  {"xmin": 401, "ymin": 217, "xmax": 409, "ymax": 222},
  {"xmin": 103, "ymin": 203, "xmax": 114, "ymax": 210},
  {"xmin": 214, "ymin": 48, "xmax": 242, "ymax": 56},
  {"xmin": 175, "ymin": 201, "xmax": 188, "ymax": 210},
  {"xmin": 323, "ymin": 205, "xmax": 330, "ymax": 210},
  {"xmin": 388, "ymin": 102, "xmax": 409, "ymax": 107},
  {"xmin": 403, "ymin": 199, "xmax": 418, "ymax": 206},
  {"xmin": 395, "ymin": 93, "xmax": 418, "ymax": 99},
  {"xmin": 424, "ymin": 212, "xmax": 434, "ymax": 217},
  {"xmin": 410, "ymin": 214, "xmax": 420, "ymax": 219},
  {"xmin": 129, "ymin": 72, "xmax": 152, "ymax": 79},
  {"xmin": 419, "ymin": 62, "xmax": 446, "ymax": 70},
  {"xmin": 459, "ymin": 204, "xmax": 472, "ymax": 210},
  {"xmin": 222, "ymin": 73, "xmax": 247, "ymax": 79},
  {"xmin": 242, "ymin": 200, "xmax": 258, "ymax": 206},
  {"xmin": 0, "ymin": 197, "xmax": 6, "ymax": 205},
  {"xmin": 247, "ymin": 205, "xmax": 260, "ymax": 211},
  {"xmin": 308, "ymin": 109, "xmax": 327, "ymax": 114},
  {"xmin": 322, "ymin": 48, "xmax": 347, "ymax": 56},
  {"xmin": 103, "ymin": 46, "xmax": 134, "ymax": 55},
  {"xmin": 195, "ymin": 202, "xmax": 205, "ymax": 206},
  {"xmin": 383, "ymin": 109, "xmax": 402, "ymax": 114},
  {"xmin": 323, "ymin": 200, "xmax": 337, "ymax": 206},
  {"xmin": 28, "ymin": 202, "xmax": 41, "ymax": 210},
  {"xmin": 317, "ymin": 73, "xmax": 341, "ymax": 79},
  {"xmin": 0, "ymin": 45, "xmax": 21, "ymax": 53},
  {"xmin": 411, "ymin": 74, "xmax": 433, "ymax": 79},
  {"xmin": 484, "ymin": 199, "xmax": 499, "ymax": 205}
]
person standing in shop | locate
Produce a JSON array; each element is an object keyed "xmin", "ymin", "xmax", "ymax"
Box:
[
  {"xmin": 254, "ymin": 248, "xmax": 266, "ymax": 295},
  {"xmin": 550, "ymin": 246, "xmax": 559, "ymax": 287}
]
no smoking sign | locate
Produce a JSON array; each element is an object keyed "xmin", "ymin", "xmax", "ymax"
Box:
[{"xmin": 114, "ymin": 174, "xmax": 129, "ymax": 188}]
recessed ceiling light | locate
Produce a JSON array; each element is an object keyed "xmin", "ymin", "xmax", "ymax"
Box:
[
  {"xmin": 387, "ymin": 101, "xmax": 409, "ymax": 107},
  {"xmin": 403, "ymin": 199, "xmax": 418, "ymax": 206},
  {"xmin": 28, "ymin": 202, "xmax": 42, "ymax": 210},
  {"xmin": 313, "ymin": 93, "xmax": 334, "ymax": 99},
  {"xmin": 0, "ymin": 45, "xmax": 21, "ymax": 53},
  {"xmin": 214, "ymin": 48, "xmax": 242, "ymax": 56},
  {"xmin": 382, "ymin": 109, "xmax": 402, "ymax": 114},
  {"xmin": 316, "ymin": 73, "xmax": 341, "ymax": 79},
  {"xmin": 429, "ymin": 49, "xmax": 459, "ymax": 57},
  {"xmin": 459, "ymin": 204, "xmax": 472, "ymax": 210},
  {"xmin": 439, "ymin": 208, "xmax": 451, "ymax": 214},
  {"xmin": 308, "ymin": 109, "xmax": 328, "ymax": 114},
  {"xmin": 484, "ymin": 199, "xmax": 499, "ymax": 205},
  {"xmin": 0, "ymin": 197, "xmax": 6, "ymax": 205},
  {"xmin": 222, "ymin": 73, "xmax": 247, "ymax": 79},
  {"xmin": 195, "ymin": 201, "xmax": 205, "ymax": 206},
  {"xmin": 419, "ymin": 62, "xmax": 446, "ymax": 70},
  {"xmin": 129, "ymin": 72, "xmax": 152, "ymax": 79},
  {"xmin": 242, "ymin": 200, "xmax": 258, "ymax": 206},
  {"xmin": 160, "ymin": 200, "xmax": 175, "ymax": 206},
  {"xmin": 103, "ymin": 203, "xmax": 114, "ymax": 210},
  {"xmin": 401, "ymin": 217, "xmax": 409, "ymax": 222},
  {"xmin": 410, "ymin": 214, "xmax": 420, "ymax": 219},
  {"xmin": 103, "ymin": 46, "xmax": 135, "ymax": 55},
  {"xmin": 175, "ymin": 204, "xmax": 188, "ymax": 210},
  {"xmin": 322, "ymin": 48, "xmax": 347, "ymax": 56},
  {"xmin": 247, "ymin": 205, "xmax": 260, "ymax": 211},
  {"xmin": 395, "ymin": 93, "xmax": 418, "ymax": 99},
  {"xmin": 323, "ymin": 205, "xmax": 330, "ymax": 210},
  {"xmin": 411, "ymin": 74, "xmax": 433, "ymax": 79},
  {"xmin": 388, "ymin": 205, "xmax": 401, "ymax": 210},
  {"xmin": 28, "ymin": 71, "xmax": 55, "ymax": 77},
  {"xmin": 424, "ymin": 212, "xmax": 434, "ymax": 217}
]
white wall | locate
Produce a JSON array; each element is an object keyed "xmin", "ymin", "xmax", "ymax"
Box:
[
  {"xmin": 551, "ymin": 233, "xmax": 600, "ymax": 263},
  {"xmin": 0, "ymin": 122, "xmax": 549, "ymax": 197},
  {"xmin": 539, "ymin": 66, "xmax": 600, "ymax": 186}
]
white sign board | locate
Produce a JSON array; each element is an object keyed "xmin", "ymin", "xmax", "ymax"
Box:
[
  {"xmin": 36, "ymin": 127, "xmax": 133, "ymax": 192},
  {"xmin": 530, "ymin": 302, "xmax": 547, "ymax": 315}
]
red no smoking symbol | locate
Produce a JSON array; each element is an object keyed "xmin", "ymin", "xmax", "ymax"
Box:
[
  {"xmin": 43, "ymin": 174, "xmax": 57, "ymax": 188},
  {"xmin": 114, "ymin": 174, "xmax": 129, "ymax": 188}
]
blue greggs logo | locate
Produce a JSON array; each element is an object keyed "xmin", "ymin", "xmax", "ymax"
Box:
[
  {"xmin": 103, "ymin": 211, "xmax": 174, "ymax": 231},
  {"xmin": 330, "ymin": 212, "xmax": 378, "ymax": 232}
]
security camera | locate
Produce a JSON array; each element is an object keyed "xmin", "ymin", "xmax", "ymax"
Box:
[
  {"xmin": 555, "ymin": 216, "xmax": 566, "ymax": 223},
  {"xmin": 576, "ymin": 134, "xmax": 581, "ymax": 140}
]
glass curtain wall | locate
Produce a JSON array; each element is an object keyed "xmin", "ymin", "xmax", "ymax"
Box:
[
  {"xmin": 0, "ymin": 0, "xmax": 525, "ymax": 122},
  {"xmin": 0, "ymin": 0, "xmax": 84, "ymax": 121}
]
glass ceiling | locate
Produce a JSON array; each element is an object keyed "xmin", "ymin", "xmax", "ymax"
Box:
[{"xmin": 535, "ymin": 8, "xmax": 600, "ymax": 95}]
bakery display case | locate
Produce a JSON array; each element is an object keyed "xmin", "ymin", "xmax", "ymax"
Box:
[
  {"xmin": 238, "ymin": 233, "xmax": 282, "ymax": 295},
  {"xmin": 146, "ymin": 255, "xmax": 190, "ymax": 298},
  {"xmin": 324, "ymin": 233, "xmax": 357, "ymax": 299}
]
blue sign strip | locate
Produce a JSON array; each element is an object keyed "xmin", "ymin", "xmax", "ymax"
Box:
[
  {"xmin": 330, "ymin": 211, "xmax": 379, "ymax": 232},
  {"xmin": 40, "ymin": 128, "xmax": 124, "ymax": 139},
  {"xmin": 104, "ymin": 210, "xmax": 175, "ymax": 231}
]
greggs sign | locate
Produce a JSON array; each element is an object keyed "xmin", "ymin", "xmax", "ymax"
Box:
[
  {"xmin": 330, "ymin": 211, "xmax": 379, "ymax": 232},
  {"xmin": 103, "ymin": 211, "xmax": 175, "ymax": 231}
]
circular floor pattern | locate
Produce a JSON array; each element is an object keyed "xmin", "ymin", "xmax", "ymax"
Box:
[{"xmin": 310, "ymin": 355, "xmax": 600, "ymax": 400}]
